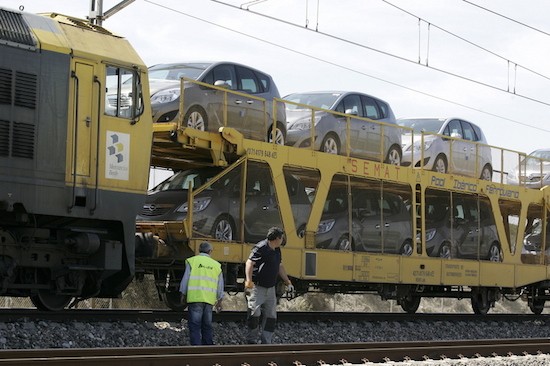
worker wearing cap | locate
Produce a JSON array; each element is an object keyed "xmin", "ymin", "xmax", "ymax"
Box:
[
  {"xmin": 244, "ymin": 226, "xmax": 294, "ymax": 344},
  {"xmin": 179, "ymin": 241, "xmax": 224, "ymax": 345}
]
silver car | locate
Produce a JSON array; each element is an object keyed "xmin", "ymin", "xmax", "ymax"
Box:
[
  {"xmin": 149, "ymin": 62, "xmax": 286, "ymax": 144},
  {"xmin": 284, "ymin": 91, "xmax": 402, "ymax": 164},
  {"xmin": 398, "ymin": 118, "xmax": 493, "ymax": 180},
  {"xmin": 507, "ymin": 148, "xmax": 550, "ymax": 188}
]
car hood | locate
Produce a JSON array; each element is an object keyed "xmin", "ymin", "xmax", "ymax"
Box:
[
  {"xmin": 286, "ymin": 109, "xmax": 325, "ymax": 124},
  {"xmin": 149, "ymin": 79, "xmax": 181, "ymax": 95}
]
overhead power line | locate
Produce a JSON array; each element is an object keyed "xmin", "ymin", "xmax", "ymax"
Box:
[
  {"xmin": 142, "ymin": 0, "xmax": 550, "ymax": 134},
  {"xmin": 462, "ymin": 0, "xmax": 550, "ymax": 38}
]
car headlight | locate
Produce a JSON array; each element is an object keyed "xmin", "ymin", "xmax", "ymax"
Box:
[
  {"xmin": 413, "ymin": 138, "xmax": 434, "ymax": 151},
  {"xmin": 317, "ymin": 219, "xmax": 335, "ymax": 234},
  {"xmin": 151, "ymin": 88, "xmax": 180, "ymax": 105},
  {"xmin": 416, "ymin": 228, "xmax": 436, "ymax": 242},
  {"xmin": 176, "ymin": 197, "xmax": 211, "ymax": 213},
  {"xmin": 289, "ymin": 115, "xmax": 321, "ymax": 131}
]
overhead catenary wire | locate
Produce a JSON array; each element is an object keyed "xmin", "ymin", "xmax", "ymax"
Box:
[{"xmin": 142, "ymin": 0, "xmax": 550, "ymax": 134}]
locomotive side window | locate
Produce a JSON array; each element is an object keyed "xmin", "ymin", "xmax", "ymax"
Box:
[{"xmin": 105, "ymin": 65, "xmax": 144, "ymax": 121}]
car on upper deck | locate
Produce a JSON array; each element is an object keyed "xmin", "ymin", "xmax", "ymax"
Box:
[
  {"xmin": 507, "ymin": 148, "xmax": 550, "ymax": 189},
  {"xmin": 284, "ymin": 91, "xmax": 402, "ymax": 164},
  {"xmin": 398, "ymin": 117, "xmax": 493, "ymax": 180},
  {"xmin": 148, "ymin": 61, "xmax": 287, "ymax": 144}
]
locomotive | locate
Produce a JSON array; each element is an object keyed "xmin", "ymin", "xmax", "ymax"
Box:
[{"xmin": 0, "ymin": 7, "xmax": 152, "ymax": 310}]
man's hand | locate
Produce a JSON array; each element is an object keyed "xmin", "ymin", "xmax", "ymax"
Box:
[
  {"xmin": 244, "ymin": 280, "xmax": 254, "ymax": 289},
  {"xmin": 214, "ymin": 299, "xmax": 223, "ymax": 313},
  {"xmin": 285, "ymin": 280, "xmax": 295, "ymax": 293}
]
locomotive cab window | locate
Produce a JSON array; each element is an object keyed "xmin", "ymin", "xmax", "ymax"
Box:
[{"xmin": 105, "ymin": 65, "xmax": 144, "ymax": 121}]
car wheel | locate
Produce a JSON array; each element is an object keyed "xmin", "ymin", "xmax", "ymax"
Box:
[
  {"xmin": 268, "ymin": 122, "xmax": 286, "ymax": 145},
  {"xmin": 487, "ymin": 242, "xmax": 502, "ymax": 262},
  {"xmin": 297, "ymin": 224, "xmax": 306, "ymax": 238},
  {"xmin": 336, "ymin": 235, "xmax": 354, "ymax": 251},
  {"xmin": 320, "ymin": 133, "xmax": 340, "ymax": 155},
  {"xmin": 211, "ymin": 215, "xmax": 236, "ymax": 241},
  {"xmin": 385, "ymin": 145, "xmax": 402, "ymax": 165},
  {"xmin": 438, "ymin": 242, "xmax": 452, "ymax": 259},
  {"xmin": 480, "ymin": 164, "xmax": 492, "ymax": 181},
  {"xmin": 184, "ymin": 106, "xmax": 208, "ymax": 131},
  {"xmin": 400, "ymin": 240, "xmax": 413, "ymax": 256},
  {"xmin": 432, "ymin": 155, "xmax": 447, "ymax": 173}
]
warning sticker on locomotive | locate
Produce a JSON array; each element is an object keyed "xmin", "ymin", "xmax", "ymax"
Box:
[{"xmin": 106, "ymin": 130, "xmax": 130, "ymax": 180}]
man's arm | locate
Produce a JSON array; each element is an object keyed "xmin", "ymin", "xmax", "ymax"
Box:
[
  {"xmin": 245, "ymin": 259, "xmax": 255, "ymax": 288},
  {"xmin": 279, "ymin": 263, "xmax": 291, "ymax": 285},
  {"xmin": 216, "ymin": 271, "xmax": 225, "ymax": 300},
  {"xmin": 179, "ymin": 262, "xmax": 191, "ymax": 295}
]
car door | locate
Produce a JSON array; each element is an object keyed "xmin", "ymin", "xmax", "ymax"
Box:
[
  {"xmin": 361, "ymin": 95, "xmax": 383, "ymax": 161},
  {"xmin": 444, "ymin": 119, "xmax": 468, "ymax": 175},
  {"xmin": 201, "ymin": 64, "xmax": 241, "ymax": 132},
  {"xmin": 379, "ymin": 193, "xmax": 410, "ymax": 253},
  {"xmin": 358, "ymin": 190, "xmax": 384, "ymax": 252},
  {"xmin": 459, "ymin": 120, "xmax": 479, "ymax": 178},
  {"xmin": 235, "ymin": 65, "xmax": 265, "ymax": 141},
  {"xmin": 335, "ymin": 94, "xmax": 365, "ymax": 157}
]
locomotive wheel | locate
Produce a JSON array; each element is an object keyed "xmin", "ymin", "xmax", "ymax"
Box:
[
  {"xmin": 162, "ymin": 291, "xmax": 187, "ymax": 312},
  {"xmin": 471, "ymin": 289, "xmax": 491, "ymax": 315},
  {"xmin": 400, "ymin": 296, "xmax": 421, "ymax": 314},
  {"xmin": 529, "ymin": 299, "xmax": 545, "ymax": 315},
  {"xmin": 30, "ymin": 290, "xmax": 72, "ymax": 311}
]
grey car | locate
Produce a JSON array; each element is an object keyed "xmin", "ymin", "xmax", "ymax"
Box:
[
  {"xmin": 148, "ymin": 62, "xmax": 287, "ymax": 144},
  {"xmin": 423, "ymin": 192, "xmax": 502, "ymax": 261},
  {"xmin": 284, "ymin": 91, "xmax": 402, "ymax": 164},
  {"xmin": 399, "ymin": 118, "xmax": 493, "ymax": 180},
  {"xmin": 507, "ymin": 148, "xmax": 550, "ymax": 189},
  {"xmin": 305, "ymin": 188, "xmax": 413, "ymax": 254},
  {"xmin": 137, "ymin": 163, "xmax": 310, "ymax": 243}
]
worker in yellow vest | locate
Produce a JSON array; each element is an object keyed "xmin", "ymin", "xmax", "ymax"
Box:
[{"xmin": 179, "ymin": 241, "xmax": 224, "ymax": 345}]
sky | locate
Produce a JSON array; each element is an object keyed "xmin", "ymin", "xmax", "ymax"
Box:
[{"xmin": 5, "ymin": 0, "xmax": 550, "ymax": 186}]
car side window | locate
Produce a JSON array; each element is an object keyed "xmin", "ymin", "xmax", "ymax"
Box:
[
  {"xmin": 471, "ymin": 124, "xmax": 482, "ymax": 141},
  {"xmin": 445, "ymin": 119, "xmax": 463, "ymax": 138},
  {"xmin": 204, "ymin": 65, "xmax": 237, "ymax": 90},
  {"xmin": 361, "ymin": 95, "xmax": 381, "ymax": 120},
  {"xmin": 236, "ymin": 66, "xmax": 259, "ymax": 94},
  {"xmin": 255, "ymin": 71, "xmax": 270, "ymax": 93},
  {"xmin": 375, "ymin": 100, "xmax": 389, "ymax": 119},
  {"xmin": 460, "ymin": 121, "xmax": 476, "ymax": 141},
  {"xmin": 339, "ymin": 94, "xmax": 361, "ymax": 116}
]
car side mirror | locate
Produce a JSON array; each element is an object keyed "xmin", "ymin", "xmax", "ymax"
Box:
[
  {"xmin": 450, "ymin": 131, "xmax": 462, "ymax": 139},
  {"xmin": 345, "ymin": 108, "xmax": 358, "ymax": 116},
  {"xmin": 214, "ymin": 80, "xmax": 230, "ymax": 89}
]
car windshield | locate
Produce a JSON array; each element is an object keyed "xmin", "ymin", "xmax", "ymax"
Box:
[
  {"xmin": 528, "ymin": 150, "xmax": 550, "ymax": 161},
  {"xmin": 150, "ymin": 169, "xmax": 217, "ymax": 192},
  {"xmin": 398, "ymin": 119, "xmax": 445, "ymax": 133},
  {"xmin": 148, "ymin": 63, "xmax": 209, "ymax": 81},
  {"xmin": 285, "ymin": 93, "xmax": 341, "ymax": 111}
]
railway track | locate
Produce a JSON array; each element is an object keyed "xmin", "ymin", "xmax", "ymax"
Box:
[
  {"xmin": 0, "ymin": 308, "xmax": 549, "ymax": 323},
  {"xmin": 0, "ymin": 338, "xmax": 548, "ymax": 365}
]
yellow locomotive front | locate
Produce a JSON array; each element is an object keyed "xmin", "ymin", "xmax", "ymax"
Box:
[{"xmin": 0, "ymin": 8, "xmax": 152, "ymax": 310}]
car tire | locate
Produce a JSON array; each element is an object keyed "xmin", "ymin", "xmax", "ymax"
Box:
[
  {"xmin": 399, "ymin": 240, "xmax": 413, "ymax": 256},
  {"xmin": 480, "ymin": 164, "xmax": 492, "ymax": 181},
  {"xmin": 432, "ymin": 154, "xmax": 447, "ymax": 173},
  {"xmin": 385, "ymin": 145, "xmax": 402, "ymax": 165},
  {"xmin": 320, "ymin": 133, "xmax": 340, "ymax": 155},
  {"xmin": 487, "ymin": 242, "xmax": 502, "ymax": 262},
  {"xmin": 184, "ymin": 106, "xmax": 208, "ymax": 131},
  {"xmin": 211, "ymin": 215, "xmax": 236, "ymax": 241},
  {"xmin": 268, "ymin": 122, "xmax": 286, "ymax": 145},
  {"xmin": 297, "ymin": 224, "xmax": 306, "ymax": 238},
  {"xmin": 438, "ymin": 242, "xmax": 452, "ymax": 259},
  {"xmin": 336, "ymin": 234, "xmax": 354, "ymax": 251}
]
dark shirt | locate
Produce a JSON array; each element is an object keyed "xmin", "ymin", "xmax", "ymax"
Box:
[{"xmin": 249, "ymin": 239, "xmax": 281, "ymax": 288}]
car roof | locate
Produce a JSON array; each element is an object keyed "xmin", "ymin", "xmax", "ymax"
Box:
[
  {"xmin": 148, "ymin": 61, "xmax": 274, "ymax": 77},
  {"xmin": 285, "ymin": 90, "xmax": 391, "ymax": 104}
]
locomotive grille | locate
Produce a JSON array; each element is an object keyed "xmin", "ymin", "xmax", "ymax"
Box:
[
  {"xmin": 0, "ymin": 9, "xmax": 35, "ymax": 47},
  {"xmin": 0, "ymin": 120, "xmax": 8, "ymax": 157},
  {"xmin": 0, "ymin": 68, "xmax": 11, "ymax": 105},
  {"xmin": 14, "ymin": 71, "xmax": 37, "ymax": 109},
  {"xmin": 12, "ymin": 122, "xmax": 34, "ymax": 159}
]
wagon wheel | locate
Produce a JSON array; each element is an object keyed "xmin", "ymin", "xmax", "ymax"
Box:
[
  {"xmin": 162, "ymin": 291, "xmax": 187, "ymax": 312},
  {"xmin": 471, "ymin": 288, "xmax": 491, "ymax": 315},
  {"xmin": 30, "ymin": 290, "xmax": 73, "ymax": 312},
  {"xmin": 400, "ymin": 296, "xmax": 421, "ymax": 314}
]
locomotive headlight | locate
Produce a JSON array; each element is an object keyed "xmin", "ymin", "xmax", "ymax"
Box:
[
  {"xmin": 176, "ymin": 197, "xmax": 211, "ymax": 213},
  {"xmin": 151, "ymin": 88, "xmax": 180, "ymax": 105},
  {"xmin": 317, "ymin": 219, "xmax": 335, "ymax": 234}
]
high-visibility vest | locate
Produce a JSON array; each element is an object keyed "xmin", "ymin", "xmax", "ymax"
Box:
[{"xmin": 186, "ymin": 255, "xmax": 222, "ymax": 305}]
